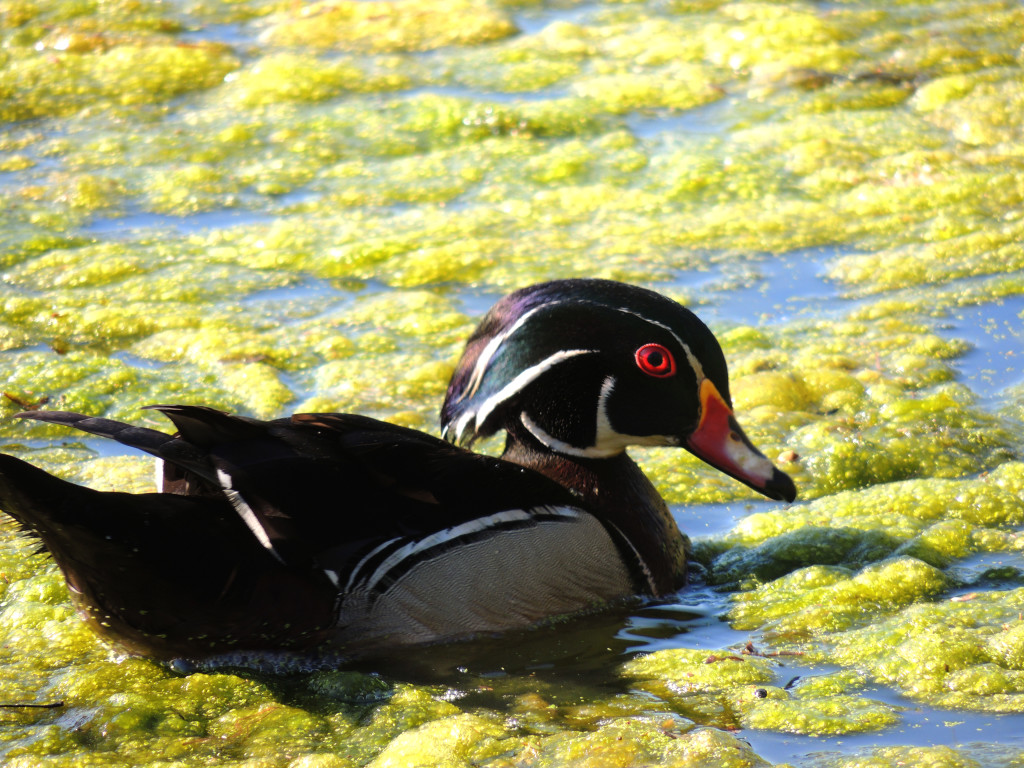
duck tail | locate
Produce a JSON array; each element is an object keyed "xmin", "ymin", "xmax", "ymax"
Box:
[
  {"xmin": 0, "ymin": 451, "xmax": 339, "ymax": 658},
  {"xmin": 15, "ymin": 409, "xmax": 178, "ymax": 452},
  {"xmin": 0, "ymin": 450, "xmax": 240, "ymax": 577},
  {"xmin": 0, "ymin": 453, "xmax": 192, "ymax": 598},
  {"xmin": 14, "ymin": 410, "xmax": 224, "ymax": 494},
  {"xmin": 0, "ymin": 452, "xmax": 90, "ymax": 543}
]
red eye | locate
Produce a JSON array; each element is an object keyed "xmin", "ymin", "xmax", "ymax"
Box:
[{"xmin": 635, "ymin": 343, "xmax": 676, "ymax": 378}]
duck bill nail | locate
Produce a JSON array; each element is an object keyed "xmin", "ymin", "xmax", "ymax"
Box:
[{"xmin": 685, "ymin": 379, "xmax": 797, "ymax": 503}]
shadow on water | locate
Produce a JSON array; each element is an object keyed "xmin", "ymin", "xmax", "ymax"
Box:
[
  {"xmin": 246, "ymin": 578, "xmax": 780, "ymax": 726},
  {"xmin": 338, "ymin": 595, "xmax": 729, "ymax": 687}
]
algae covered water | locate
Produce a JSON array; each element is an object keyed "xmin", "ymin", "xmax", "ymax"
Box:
[{"xmin": 2, "ymin": 0, "xmax": 1024, "ymax": 764}]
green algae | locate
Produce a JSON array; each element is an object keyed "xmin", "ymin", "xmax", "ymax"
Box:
[
  {"xmin": 225, "ymin": 53, "xmax": 412, "ymax": 107},
  {"xmin": 366, "ymin": 712, "xmax": 507, "ymax": 767},
  {"xmin": 726, "ymin": 462, "xmax": 1024, "ymax": 552},
  {"xmin": 1, "ymin": 0, "xmax": 1024, "ymax": 765},
  {"xmin": 624, "ymin": 647, "xmax": 779, "ymax": 690},
  {"xmin": 570, "ymin": 67, "xmax": 724, "ymax": 114},
  {"xmin": 509, "ymin": 719, "xmax": 773, "ymax": 768},
  {"xmin": 1, "ymin": 41, "xmax": 239, "ymax": 122},
  {"xmin": 700, "ymin": 2, "xmax": 853, "ymax": 72},
  {"xmin": 728, "ymin": 556, "xmax": 948, "ymax": 635},
  {"xmin": 799, "ymin": 589, "xmax": 1024, "ymax": 713},
  {"xmin": 806, "ymin": 745, "xmax": 994, "ymax": 768},
  {"xmin": 259, "ymin": 0, "xmax": 517, "ymax": 52},
  {"xmin": 739, "ymin": 692, "xmax": 900, "ymax": 736},
  {"xmin": 623, "ymin": 647, "xmax": 899, "ymax": 737},
  {"xmin": 710, "ymin": 470, "xmax": 1024, "ymax": 715}
]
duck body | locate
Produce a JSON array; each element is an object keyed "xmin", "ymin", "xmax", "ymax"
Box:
[{"xmin": 0, "ymin": 279, "xmax": 795, "ymax": 662}]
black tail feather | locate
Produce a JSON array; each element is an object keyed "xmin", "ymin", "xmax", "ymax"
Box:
[
  {"xmin": 16, "ymin": 410, "xmax": 175, "ymax": 453},
  {"xmin": 16, "ymin": 410, "xmax": 217, "ymax": 485},
  {"xmin": 143, "ymin": 405, "xmax": 269, "ymax": 446},
  {"xmin": 0, "ymin": 452, "xmax": 335, "ymax": 658}
]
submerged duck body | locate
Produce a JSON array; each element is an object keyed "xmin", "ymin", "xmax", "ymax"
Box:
[{"xmin": 0, "ymin": 279, "xmax": 795, "ymax": 662}]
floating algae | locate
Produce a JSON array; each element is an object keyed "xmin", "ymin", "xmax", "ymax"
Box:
[{"xmin": 2, "ymin": 0, "xmax": 1024, "ymax": 764}]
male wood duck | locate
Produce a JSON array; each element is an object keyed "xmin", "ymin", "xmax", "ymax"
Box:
[{"xmin": 0, "ymin": 279, "xmax": 795, "ymax": 663}]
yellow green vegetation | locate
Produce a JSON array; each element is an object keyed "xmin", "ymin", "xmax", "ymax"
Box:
[
  {"xmin": 1, "ymin": 0, "xmax": 1024, "ymax": 765},
  {"xmin": 259, "ymin": 0, "xmax": 517, "ymax": 53}
]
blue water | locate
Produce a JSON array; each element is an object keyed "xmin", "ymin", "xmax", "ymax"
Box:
[{"xmin": 11, "ymin": 2, "xmax": 1022, "ymax": 761}]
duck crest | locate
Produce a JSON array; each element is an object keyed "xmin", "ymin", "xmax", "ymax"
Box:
[{"xmin": 0, "ymin": 279, "xmax": 795, "ymax": 662}]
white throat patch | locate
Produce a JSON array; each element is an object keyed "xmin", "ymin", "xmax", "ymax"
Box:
[{"xmin": 520, "ymin": 377, "xmax": 678, "ymax": 460}]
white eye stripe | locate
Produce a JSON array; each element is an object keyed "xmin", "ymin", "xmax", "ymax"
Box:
[
  {"xmin": 462, "ymin": 348, "xmax": 597, "ymax": 439},
  {"xmin": 457, "ymin": 306, "xmax": 545, "ymax": 405},
  {"xmin": 609, "ymin": 306, "xmax": 704, "ymax": 382}
]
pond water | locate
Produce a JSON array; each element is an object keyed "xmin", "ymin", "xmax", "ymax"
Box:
[{"xmin": 1, "ymin": 0, "xmax": 1024, "ymax": 765}]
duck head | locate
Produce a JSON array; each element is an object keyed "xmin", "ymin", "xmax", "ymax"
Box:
[{"xmin": 441, "ymin": 279, "xmax": 796, "ymax": 503}]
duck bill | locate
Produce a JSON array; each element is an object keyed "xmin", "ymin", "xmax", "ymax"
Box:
[{"xmin": 685, "ymin": 379, "xmax": 797, "ymax": 503}]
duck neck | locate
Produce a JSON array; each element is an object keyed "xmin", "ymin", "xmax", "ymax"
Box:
[{"xmin": 500, "ymin": 431, "xmax": 688, "ymax": 596}]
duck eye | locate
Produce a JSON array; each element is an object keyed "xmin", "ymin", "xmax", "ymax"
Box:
[{"xmin": 634, "ymin": 343, "xmax": 676, "ymax": 378}]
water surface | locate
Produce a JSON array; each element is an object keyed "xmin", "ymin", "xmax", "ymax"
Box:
[{"xmin": 1, "ymin": 0, "xmax": 1023, "ymax": 765}]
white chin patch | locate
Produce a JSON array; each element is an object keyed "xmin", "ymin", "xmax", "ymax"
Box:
[{"xmin": 520, "ymin": 411, "xmax": 675, "ymax": 459}]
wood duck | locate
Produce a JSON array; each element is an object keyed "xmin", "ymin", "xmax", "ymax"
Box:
[{"xmin": 0, "ymin": 279, "xmax": 795, "ymax": 663}]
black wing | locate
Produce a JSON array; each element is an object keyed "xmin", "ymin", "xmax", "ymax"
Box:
[{"xmin": 18, "ymin": 406, "xmax": 584, "ymax": 583}]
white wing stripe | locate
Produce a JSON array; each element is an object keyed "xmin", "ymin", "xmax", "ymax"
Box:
[
  {"xmin": 361, "ymin": 506, "xmax": 581, "ymax": 594},
  {"xmin": 216, "ymin": 469, "xmax": 283, "ymax": 563},
  {"xmin": 344, "ymin": 536, "xmax": 403, "ymax": 592}
]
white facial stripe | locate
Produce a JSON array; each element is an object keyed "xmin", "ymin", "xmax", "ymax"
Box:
[
  {"xmin": 362, "ymin": 507, "xmax": 581, "ymax": 594},
  {"xmin": 610, "ymin": 306, "xmax": 704, "ymax": 382},
  {"xmin": 471, "ymin": 348, "xmax": 597, "ymax": 434},
  {"xmin": 216, "ymin": 468, "xmax": 283, "ymax": 562},
  {"xmin": 458, "ymin": 306, "xmax": 544, "ymax": 404},
  {"xmin": 520, "ymin": 403, "xmax": 679, "ymax": 456},
  {"xmin": 594, "ymin": 375, "xmax": 618, "ymax": 448},
  {"xmin": 521, "ymin": 411, "xmax": 621, "ymax": 458}
]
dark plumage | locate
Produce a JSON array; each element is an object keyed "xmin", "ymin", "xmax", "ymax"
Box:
[{"xmin": 0, "ymin": 279, "xmax": 795, "ymax": 662}]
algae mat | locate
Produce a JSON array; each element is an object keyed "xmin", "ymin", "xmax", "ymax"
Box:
[{"xmin": 2, "ymin": 0, "xmax": 1024, "ymax": 765}]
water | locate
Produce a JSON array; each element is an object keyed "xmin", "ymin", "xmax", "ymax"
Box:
[
  {"xmin": 947, "ymin": 297, "xmax": 1024, "ymax": 403},
  {"xmin": 3, "ymin": 0, "xmax": 1023, "ymax": 764}
]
